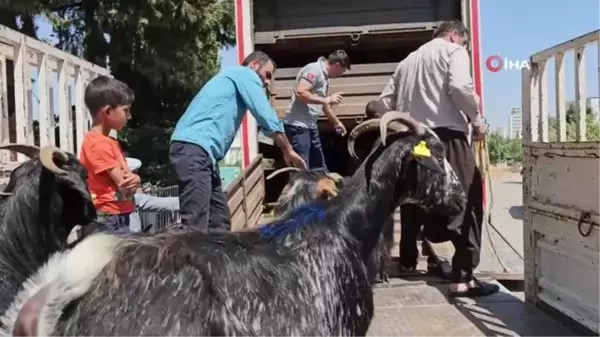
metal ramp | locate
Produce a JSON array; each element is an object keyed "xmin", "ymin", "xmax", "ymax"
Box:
[{"xmin": 368, "ymin": 276, "xmax": 577, "ymax": 336}]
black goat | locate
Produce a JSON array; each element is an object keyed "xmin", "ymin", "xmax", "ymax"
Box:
[
  {"xmin": 346, "ymin": 116, "xmax": 403, "ymax": 283},
  {"xmin": 266, "ymin": 167, "xmax": 345, "ymax": 216},
  {"xmin": 7, "ymin": 112, "xmax": 465, "ymax": 336},
  {"xmin": 0, "ymin": 144, "xmax": 96, "ymax": 330}
]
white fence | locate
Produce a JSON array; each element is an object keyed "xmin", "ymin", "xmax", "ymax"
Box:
[
  {"xmin": 0, "ymin": 25, "xmax": 110, "ymax": 175},
  {"xmin": 521, "ymin": 29, "xmax": 599, "ymax": 334}
]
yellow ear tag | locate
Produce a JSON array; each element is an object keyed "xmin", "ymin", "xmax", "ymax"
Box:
[{"xmin": 411, "ymin": 141, "xmax": 431, "ymax": 157}]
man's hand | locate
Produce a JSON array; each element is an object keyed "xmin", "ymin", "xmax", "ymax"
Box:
[
  {"xmin": 472, "ymin": 116, "xmax": 488, "ymax": 141},
  {"xmin": 326, "ymin": 92, "xmax": 344, "ymax": 106},
  {"xmin": 283, "ymin": 150, "xmax": 307, "ymax": 170},
  {"xmin": 334, "ymin": 121, "xmax": 347, "ymax": 136}
]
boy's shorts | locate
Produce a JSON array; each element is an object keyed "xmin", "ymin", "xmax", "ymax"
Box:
[{"xmin": 96, "ymin": 212, "xmax": 131, "ymax": 233}]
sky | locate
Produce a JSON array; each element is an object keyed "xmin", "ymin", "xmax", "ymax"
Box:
[{"xmin": 30, "ymin": 0, "xmax": 600, "ymax": 130}]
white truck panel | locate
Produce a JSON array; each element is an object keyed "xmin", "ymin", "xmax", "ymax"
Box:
[{"xmin": 522, "ymin": 29, "xmax": 600, "ymax": 334}]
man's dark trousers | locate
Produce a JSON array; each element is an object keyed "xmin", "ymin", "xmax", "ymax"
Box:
[
  {"xmin": 284, "ymin": 124, "xmax": 328, "ymax": 171},
  {"xmin": 169, "ymin": 141, "xmax": 231, "ymax": 232},
  {"xmin": 400, "ymin": 128, "xmax": 484, "ymax": 283}
]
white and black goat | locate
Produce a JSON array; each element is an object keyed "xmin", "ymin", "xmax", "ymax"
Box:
[
  {"xmin": 0, "ymin": 144, "xmax": 96, "ymax": 325},
  {"xmin": 265, "ymin": 167, "xmax": 345, "ymax": 216},
  {"xmin": 4, "ymin": 112, "xmax": 466, "ymax": 336}
]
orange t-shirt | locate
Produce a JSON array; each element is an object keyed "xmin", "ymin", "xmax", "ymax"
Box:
[{"xmin": 79, "ymin": 131, "xmax": 136, "ymax": 215}]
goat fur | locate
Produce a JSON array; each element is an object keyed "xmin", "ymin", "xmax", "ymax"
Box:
[
  {"xmin": 0, "ymin": 145, "xmax": 96, "ymax": 322},
  {"xmin": 4, "ymin": 116, "xmax": 466, "ymax": 336}
]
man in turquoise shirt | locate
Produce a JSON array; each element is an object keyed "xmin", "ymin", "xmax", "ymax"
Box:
[{"xmin": 169, "ymin": 51, "xmax": 306, "ymax": 232}]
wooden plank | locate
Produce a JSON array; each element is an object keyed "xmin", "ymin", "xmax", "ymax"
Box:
[
  {"xmin": 275, "ymin": 62, "xmax": 398, "ymax": 78},
  {"xmin": 0, "ymin": 26, "xmax": 110, "ymax": 76},
  {"xmin": 275, "ymin": 103, "xmax": 368, "ymax": 119},
  {"xmin": 530, "ymin": 29, "xmax": 599, "ymax": 63},
  {"xmin": 274, "ymin": 82, "xmax": 386, "ymax": 98},
  {"xmin": 74, "ymin": 67, "xmax": 85, "ymax": 155},
  {"xmin": 247, "ymin": 201, "xmax": 263, "ymax": 229},
  {"xmin": 0, "ymin": 55, "xmax": 9, "ymax": 162},
  {"xmin": 12, "ymin": 41, "xmax": 27, "ymax": 162},
  {"xmin": 574, "ymin": 46, "xmax": 587, "ymax": 141},
  {"xmin": 57, "ymin": 60, "xmax": 72, "ymax": 153},
  {"xmin": 37, "ymin": 52, "xmax": 51, "ymax": 147},
  {"xmin": 555, "ymin": 53, "xmax": 567, "ymax": 141},
  {"xmin": 227, "ymin": 186, "xmax": 245, "ymax": 213}
]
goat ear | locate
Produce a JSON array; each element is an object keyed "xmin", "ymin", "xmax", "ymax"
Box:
[{"xmin": 413, "ymin": 155, "xmax": 444, "ymax": 174}]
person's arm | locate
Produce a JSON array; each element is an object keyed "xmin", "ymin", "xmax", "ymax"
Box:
[
  {"xmin": 323, "ymin": 103, "xmax": 341, "ymax": 126},
  {"xmin": 294, "ymin": 66, "xmax": 329, "ymax": 105},
  {"xmin": 448, "ymin": 47, "xmax": 481, "ymax": 125},
  {"xmin": 378, "ymin": 62, "xmax": 401, "ymax": 111},
  {"xmin": 235, "ymin": 71, "xmax": 284, "ymax": 136},
  {"xmin": 86, "ymin": 142, "xmax": 138, "ymax": 194}
]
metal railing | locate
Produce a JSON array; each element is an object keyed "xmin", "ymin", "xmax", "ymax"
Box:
[{"xmin": 138, "ymin": 185, "xmax": 181, "ymax": 232}]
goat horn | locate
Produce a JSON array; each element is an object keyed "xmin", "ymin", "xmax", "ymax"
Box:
[
  {"xmin": 326, "ymin": 172, "xmax": 344, "ymax": 184},
  {"xmin": 0, "ymin": 143, "xmax": 40, "ymax": 158},
  {"xmin": 266, "ymin": 167, "xmax": 301, "ymax": 180},
  {"xmin": 379, "ymin": 111, "xmax": 425, "ymax": 146},
  {"xmin": 0, "ymin": 192, "xmax": 11, "ymax": 196},
  {"xmin": 347, "ymin": 119, "xmax": 407, "ymax": 160},
  {"xmin": 40, "ymin": 145, "xmax": 69, "ymax": 175}
]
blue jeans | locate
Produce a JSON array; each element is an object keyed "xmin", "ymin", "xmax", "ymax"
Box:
[
  {"xmin": 169, "ymin": 141, "xmax": 231, "ymax": 232},
  {"xmin": 284, "ymin": 125, "xmax": 328, "ymax": 171},
  {"xmin": 96, "ymin": 213, "xmax": 131, "ymax": 233},
  {"xmin": 129, "ymin": 193, "xmax": 180, "ymax": 232}
]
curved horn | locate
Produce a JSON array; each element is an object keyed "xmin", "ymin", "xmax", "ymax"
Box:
[
  {"xmin": 326, "ymin": 172, "xmax": 344, "ymax": 185},
  {"xmin": 379, "ymin": 111, "xmax": 425, "ymax": 146},
  {"xmin": 347, "ymin": 118, "xmax": 408, "ymax": 160},
  {"xmin": 0, "ymin": 143, "xmax": 40, "ymax": 158},
  {"xmin": 266, "ymin": 167, "xmax": 301, "ymax": 180},
  {"xmin": 40, "ymin": 145, "xmax": 69, "ymax": 175}
]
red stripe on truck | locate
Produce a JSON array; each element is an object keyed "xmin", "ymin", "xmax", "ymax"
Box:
[
  {"xmin": 469, "ymin": 0, "xmax": 487, "ymax": 208},
  {"xmin": 235, "ymin": 0, "xmax": 251, "ymax": 168}
]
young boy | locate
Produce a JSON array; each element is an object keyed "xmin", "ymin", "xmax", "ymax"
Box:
[{"xmin": 79, "ymin": 76, "xmax": 140, "ymax": 232}]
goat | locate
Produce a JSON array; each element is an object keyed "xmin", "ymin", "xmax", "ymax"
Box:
[
  {"xmin": 345, "ymin": 116, "xmax": 403, "ymax": 283},
  {"xmin": 5, "ymin": 112, "xmax": 466, "ymax": 336},
  {"xmin": 0, "ymin": 144, "xmax": 96, "ymax": 323},
  {"xmin": 265, "ymin": 167, "xmax": 345, "ymax": 216}
]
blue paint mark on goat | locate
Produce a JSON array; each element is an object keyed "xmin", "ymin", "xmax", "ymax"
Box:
[{"xmin": 259, "ymin": 203, "xmax": 327, "ymax": 239}]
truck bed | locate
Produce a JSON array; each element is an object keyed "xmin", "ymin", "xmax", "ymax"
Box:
[{"xmin": 368, "ymin": 275, "xmax": 576, "ymax": 336}]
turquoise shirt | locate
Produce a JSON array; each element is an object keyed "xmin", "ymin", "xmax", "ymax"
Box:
[{"xmin": 170, "ymin": 66, "xmax": 284, "ymax": 164}]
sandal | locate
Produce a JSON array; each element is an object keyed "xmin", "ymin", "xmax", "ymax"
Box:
[{"xmin": 448, "ymin": 278, "xmax": 500, "ymax": 298}]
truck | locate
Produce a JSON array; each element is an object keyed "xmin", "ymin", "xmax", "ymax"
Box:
[
  {"xmin": 226, "ymin": 0, "xmax": 598, "ymax": 334},
  {"xmin": 521, "ymin": 29, "xmax": 599, "ymax": 335},
  {"xmin": 229, "ymin": 0, "xmax": 528, "ymax": 280}
]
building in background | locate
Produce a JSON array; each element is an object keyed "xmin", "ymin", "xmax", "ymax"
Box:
[
  {"xmin": 508, "ymin": 107, "xmax": 522, "ymax": 139},
  {"xmin": 565, "ymin": 97, "xmax": 600, "ymax": 121}
]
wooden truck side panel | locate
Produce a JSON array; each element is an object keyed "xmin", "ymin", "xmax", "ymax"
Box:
[{"xmin": 521, "ymin": 29, "xmax": 600, "ymax": 334}]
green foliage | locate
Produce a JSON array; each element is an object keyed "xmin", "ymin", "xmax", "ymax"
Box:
[
  {"xmin": 487, "ymin": 132, "xmax": 522, "ymax": 165},
  {"xmin": 547, "ymin": 106, "xmax": 600, "ymax": 142},
  {"xmin": 9, "ymin": 0, "xmax": 236, "ymax": 185},
  {"xmin": 488, "ymin": 104, "xmax": 599, "ymax": 166}
]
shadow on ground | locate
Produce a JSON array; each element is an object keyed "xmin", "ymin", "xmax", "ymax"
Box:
[{"xmin": 368, "ymin": 272, "xmax": 578, "ymax": 336}]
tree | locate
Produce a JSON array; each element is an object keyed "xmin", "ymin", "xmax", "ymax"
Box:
[
  {"xmin": 548, "ymin": 105, "xmax": 600, "ymax": 142},
  {"xmin": 487, "ymin": 132, "xmax": 522, "ymax": 165},
  {"xmin": 11, "ymin": 0, "xmax": 236, "ymax": 184}
]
